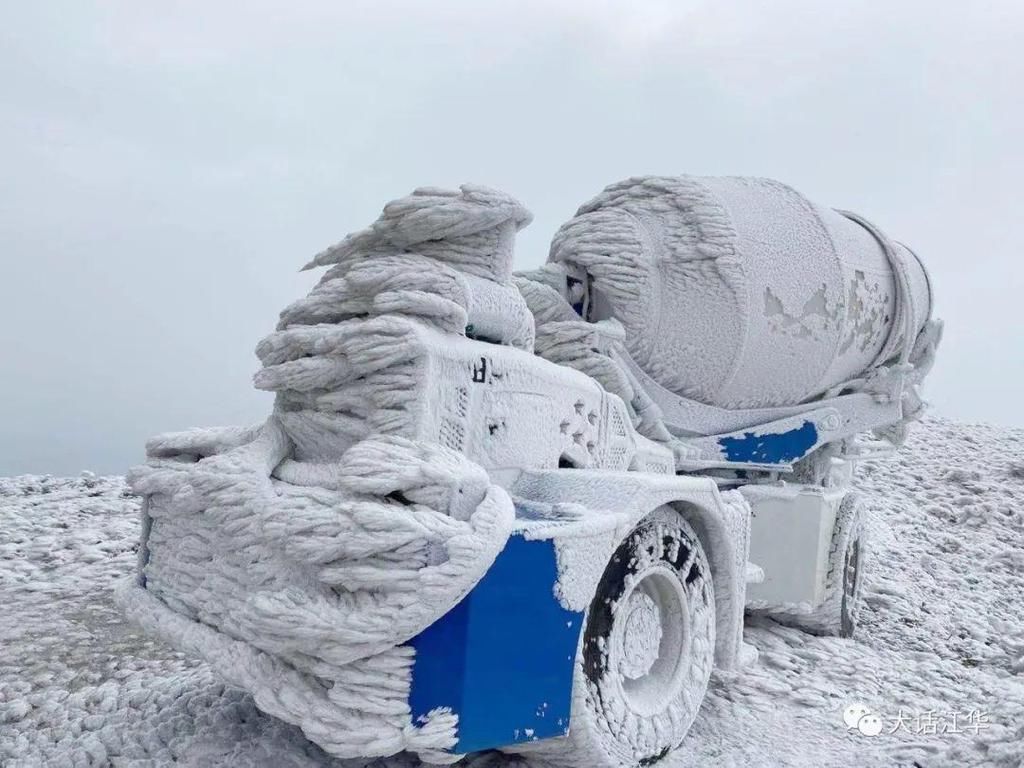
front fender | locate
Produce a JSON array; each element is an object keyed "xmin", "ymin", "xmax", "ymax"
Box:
[
  {"xmin": 511, "ymin": 469, "xmax": 751, "ymax": 671},
  {"xmin": 404, "ymin": 469, "xmax": 753, "ymax": 759}
]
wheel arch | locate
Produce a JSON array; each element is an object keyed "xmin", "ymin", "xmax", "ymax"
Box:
[
  {"xmin": 512, "ymin": 470, "xmax": 751, "ymax": 672},
  {"xmin": 664, "ymin": 497, "xmax": 746, "ymax": 670}
]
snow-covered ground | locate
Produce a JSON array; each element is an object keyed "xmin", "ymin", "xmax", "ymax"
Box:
[{"xmin": 2, "ymin": 416, "xmax": 1023, "ymax": 767}]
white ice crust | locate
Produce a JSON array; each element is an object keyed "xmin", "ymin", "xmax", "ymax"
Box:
[
  {"xmin": 119, "ymin": 184, "xmax": 536, "ymax": 762},
  {"xmin": 111, "ymin": 177, "xmax": 939, "ymax": 764},
  {"xmin": 5, "ymin": 418, "xmax": 1022, "ymax": 768},
  {"xmin": 551, "ymin": 176, "xmax": 933, "ymax": 410}
]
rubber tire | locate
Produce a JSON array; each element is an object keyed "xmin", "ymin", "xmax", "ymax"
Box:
[
  {"xmin": 522, "ymin": 507, "xmax": 716, "ymax": 767},
  {"xmin": 834, "ymin": 494, "xmax": 867, "ymax": 638}
]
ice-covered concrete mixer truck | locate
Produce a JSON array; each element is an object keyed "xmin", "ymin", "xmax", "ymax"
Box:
[{"xmin": 119, "ymin": 176, "xmax": 941, "ymax": 766}]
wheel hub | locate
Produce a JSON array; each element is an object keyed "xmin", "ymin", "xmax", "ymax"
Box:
[
  {"xmin": 611, "ymin": 566, "xmax": 692, "ymax": 716},
  {"xmin": 619, "ymin": 591, "xmax": 663, "ymax": 680}
]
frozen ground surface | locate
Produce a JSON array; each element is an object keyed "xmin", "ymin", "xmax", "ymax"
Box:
[{"xmin": 2, "ymin": 416, "xmax": 1023, "ymax": 767}]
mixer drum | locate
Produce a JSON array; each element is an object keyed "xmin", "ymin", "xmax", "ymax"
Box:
[{"xmin": 549, "ymin": 176, "xmax": 932, "ymax": 410}]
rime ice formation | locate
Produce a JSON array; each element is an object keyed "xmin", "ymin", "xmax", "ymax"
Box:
[
  {"xmin": 3, "ymin": 419, "xmax": 1023, "ymax": 767},
  {"xmin": 103, "ymin": 177, "xmax": 944, "ymax": 766},
  {"xmin": 119, "ymin": 185, "xmax": 536, "ymax": 761}
]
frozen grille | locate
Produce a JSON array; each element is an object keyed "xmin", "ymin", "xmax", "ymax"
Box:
[
  {"xmin": 598, "ymin": 445, "xmax": 629, "ymax": 471},
  {"xmin": 437, "ymin": 386, "xmax": 469, "ymax": 451},
  {"xmin": 439, "ymin": 418, "xmax": 465, "ymax": 451},
  {"xmin": 610, "ymin": 404, "xmax": 629, "ymax": 437}
]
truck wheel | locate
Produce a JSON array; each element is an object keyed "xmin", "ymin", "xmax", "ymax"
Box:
[
  {"xmin": 528, "ymin": 507, "xmax": 716, "ymax": 767},
  {"xmin": 833, "ymin": 493, "xmax": 867, "ymax": 638},
  {"xmin": 797, "ymin": 492, "xmax": 867, "ymax": 638}
]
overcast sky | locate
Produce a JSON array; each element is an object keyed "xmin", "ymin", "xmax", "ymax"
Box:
[{"xmin": 2, "ymin": 2, "xmax": 1022, "ymax": 476}]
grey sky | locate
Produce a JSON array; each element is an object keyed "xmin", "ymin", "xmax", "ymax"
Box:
[{"xmin": 2, "ymin": 2, "xmax": 1021, "ymax": 476}]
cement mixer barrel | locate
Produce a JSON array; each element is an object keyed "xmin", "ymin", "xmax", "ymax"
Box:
[{"xmin": 550, "ymin": 176, "xmax": 933, "ymax": 411}]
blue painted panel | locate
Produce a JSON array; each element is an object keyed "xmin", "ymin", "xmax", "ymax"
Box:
[
  {"xmin": 718, "ymin": 420, "xmax": 818, "ymax": 464},
  {"xmin": 408, "ymin": 534, "xmax": 584, "ymax": 754}
]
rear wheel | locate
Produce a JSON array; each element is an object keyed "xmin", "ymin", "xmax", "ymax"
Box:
[
  {"xmin": 523, "ymin": 507, "xmax": 716, "ymax": 767},
  {"xmin": 834, "ymin": 494, "xmax": 867, "ymax": 637}
]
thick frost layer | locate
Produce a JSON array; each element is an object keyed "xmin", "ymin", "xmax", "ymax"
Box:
[
  {"xmin": 0, "ymin": 179, "xmax": 955, "ymax": 766},
  {"xmin": 112, "ymin": 184, "xmax": 535, "ymax": 761},
  {"xmin": 551, "ymin": 176, "xmax": 933, "ymax": 410},
  {"xmin": 3, "ymin": 418, "xmax": 1022, "ymax": 766},
  {"xmin": 302, "ymin": 184, "xmax": 532, "ymax": 282},
  {"xmin": 514, "ymin": 271, "xmax": 672, "ymax": 444},
  {"xmin": 125, "ymin": 424, "xmax": 513, "ymax": 759}
]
